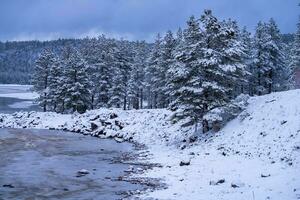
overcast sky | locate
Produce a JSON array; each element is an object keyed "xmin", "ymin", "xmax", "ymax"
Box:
[{"xmin": 0, "ymin": 0, "xmax": 299, "ymax": 42}]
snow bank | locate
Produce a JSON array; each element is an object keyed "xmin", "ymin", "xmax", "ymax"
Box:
[
  {"xmin": 0, "ymin": 108, "xmax": 191, "ymax": 147},
  {"xmin": 140, "ymin": 89, "xmax": 300, "ymax": 200}
]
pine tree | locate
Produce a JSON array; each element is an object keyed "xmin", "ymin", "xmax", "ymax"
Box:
[
  {"xmin": 199, "ymin": 10, "xmax": 236, "ymax": 132},
  {"xmin": 219, "ymin": 19, "xmax": 248, "ymax": 97},
  {"xmin": 128, "ymin": 41, "xmax": 148, "ymax": 109},
  {"xmin": 160, "ymin": 31, "xmax": 176, "ymax": 108},
  {"xmin": 108, "ymin": 40, "xmax": 132, "ymax": 109},
  {"xmin": 290, "ymin": 17, "xmax": 300, "ymax": 88},
  {"xmin": 81, "ymin": 37, "xmax": 100, "ymax": 109},
  {"xmin": 32, "ymin": 48, "xmax": 56, "ymax": 112},
  {"xmin": 96, "ymin": 36, "xmax": 114, "ymax": 108},
  {"xmin": 253, "ymin": 19, "xmax": 288, "ymax": 94},
  {"xmin": 169, "ymin": 15, "xmax": 204, "ymax": 129},
  {"xmin": 240, "ymin": 27, "xmax": 255, "ymax": 95},
  {"xmin": 266, "ymin": 18, "xmax": 288, "ymax": 92},
  {"xmin": 253, "ymin": 21, "xmax": 272, "ymax": 95},
  {"xmin": 196, "ymin": 11, "xmax": 250, "ymax": 133},
  {"xmin": 145, "ymin": 34, "xmax": 163, "ymax": 109},
  {"xmin": 63, "ymin": 46, "xmax": 91, "ymax": 113},
  {"xmin": 48, "ymin": 56, "xmax": 64, "ymax": 112}
]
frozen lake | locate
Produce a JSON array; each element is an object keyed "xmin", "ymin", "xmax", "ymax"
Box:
[
  {"xmin": 0, "ymin": 129, "xmax": 146, "ymax": 200},
  {"xmin": 0, "ymin": 85, "xmax": 40, "ymax": 114},
  {"xmin": 0, "ymin": 85, "xmax": 149, "ymax": 199}
]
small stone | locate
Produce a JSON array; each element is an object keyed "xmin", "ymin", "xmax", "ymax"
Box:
[
  {"xmin": 115, "ymin": 137, "xmax": 124, "ymax": 143},
  {"xmin": 76, "ymin": 169, "xmax": 90, "ymax": 177},
  {"xmin": 109, "ymin": 113, "xmax": 118, "ymax": 119},
  {"xmin": 281, "ymin": 120, "xmax": 287, "ymax": 125},
  {"xmin": 261, "ymin": 174, "xmax": 271, "ymax": 178},
  {"xmin": 217, "ymin": 179, "xmax": 225, "ymax": 184},
  {"xmin": 210, "ymin": 179, "xmax": 225, "ymax": 185},
  {"xmin": 231, "ymin": 181, "xmax": 245, "ymax": 188},
  {"xmin": 179, "ymin": 159, "xmax": 190, "ymax": 166},
  {"xmin": 180, "ymin": 144, "xmax": 187, "ymax": 150},
  {"xmin": 90, "ymin": 122, "xmax": 98, "ymax": 131},
  {"xmin": 2, "ymin": 184, "xmax": 14, "ymax": 188},
  {"xmin": 189, "ymin": 136, "xmax": 198, "ymax": 143}
]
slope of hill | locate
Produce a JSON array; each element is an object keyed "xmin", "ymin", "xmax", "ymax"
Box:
[{"xmin": 140, "ymin": 89, "xmax": 300, "ymax": 200}]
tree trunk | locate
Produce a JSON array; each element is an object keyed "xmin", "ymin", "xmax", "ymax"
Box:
[
  {"xmin": 123, "ymin": 95, "xmax": 127, "ymax": 110},
  {"xmin": 268, "ymin": 70, "xmax": 273, "ymax": 94},
  {"xmin": 140, "ymin": 88, "xmax": 143, "ymax": 109},
  {"xmin": 202, "ymin": 119, "xmax": 209, "ymax": 134}
]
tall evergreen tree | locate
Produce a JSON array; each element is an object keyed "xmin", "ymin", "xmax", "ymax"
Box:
[
  {"xmin": 32, "ymin": 48, "xmax": 56, "ymax": 112},
  {"xmin": 199, "ymin": 10, "xmax": 238, "ymax": 132},
  {"xmin": 63, "ymin": 47, "xmax": 91, "ymax": 113},
  {"xmin": 81, "ymin": 37, "xmax": 100, "ymax": 109},
  {"xmin": 267, "ymin": 18, "xmax": 288, "ymax": 92},
  {"xmin": 146, "ymin": 34, "xmax": 163, "ymax": 109},
  {"xmin": 290, "ymin": 17, "xmax": 300, "ymax": 88},
  {"xmin": 219, "ymin": 19, "xmax": 248, "ymax": 97},
  {"xmin": 160, "ymin": 31, "xmax": 176, "ymax": 108},
  {"xmin": 109, "ymin": 40, "xmax": 132, "ymax": 109},
  {"xmin": 169, "ymin": 15, "xmax": 204, "ymax": 129},
  {"xmin": 96, "ymin": 36, "xmax": 114, "ymax": 108},
  {"xmin": 253, "ymin": 21, "xmax": 272, "ymax": 95},
  {"xmin": 48, "ymin": 56, "xmax": 64, "ymax": 112},
  {"xmin": 253, "ymin": 19, "xmax": 288, "ymax": 95},
  {"xmin": 128, "ymin": 41, "xmax": 148, "ymax": 109}
]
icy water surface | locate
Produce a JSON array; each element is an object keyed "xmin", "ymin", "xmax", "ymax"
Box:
[
  {"xmin": 0, "ymin": 85, "xmax": 40, "ymax": 114},
  {"xmin": 0, "ymin": 85, "xmax": 148, "ymax": 199},
  {"xmin": 0, "ymin": 128, "xmax": 145, "ymax": 200}
]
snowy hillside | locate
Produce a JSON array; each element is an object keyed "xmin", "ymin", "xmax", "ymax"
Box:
[
  {"xmin": 140, "ymin": 89, "xmax": 300, "ymax": 200},
  {"xmin": 0, "ymin": 90, "xmax": 299, "ymax": 199}
]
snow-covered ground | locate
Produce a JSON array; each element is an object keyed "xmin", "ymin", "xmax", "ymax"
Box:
[
  {"xmin": 0, "ymin": 84, "xmax": 38, "ymax": 100},
  {"xmin": 141, "ymin": 89, "xmax": 300, "ymax": 200},
  {"xmin": 0, "ymin": 89, "xmax": 299, "ymax": 200}
]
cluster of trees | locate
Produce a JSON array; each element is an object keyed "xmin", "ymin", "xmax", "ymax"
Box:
[
  {"xmin": 33, "ymin": 10, "xmax": 299, "ymax": 132},
  {"xmin": 33, "ymin": 37, "xmax": 150, "ymax": 113}
]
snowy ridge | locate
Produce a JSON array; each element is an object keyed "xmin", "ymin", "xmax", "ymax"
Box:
[{"xmin": 0, "ymin": 90, "xmax": 300, "ymax": 199}]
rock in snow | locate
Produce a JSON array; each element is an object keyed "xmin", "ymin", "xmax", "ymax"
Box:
[{"xmin": 179, "ymin": 158, "xmax": 191, "ymax": 166}]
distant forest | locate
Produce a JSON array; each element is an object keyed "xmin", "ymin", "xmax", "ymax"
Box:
[
  {"xmin": 0, "ymin": 32, "xmax": 295, "ymax": 84},
  {"xmin": 0, "ymin": 39, "xmax": 110, "ymax": 84}
]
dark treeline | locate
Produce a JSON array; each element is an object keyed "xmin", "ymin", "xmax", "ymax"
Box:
[
  {"xmin": 0, "ymin": 39, "xmax": 85, "ymax": 84},
  {"xmin": 30, "ymin": 10, "xmax": 299, "ymax": 132}
]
